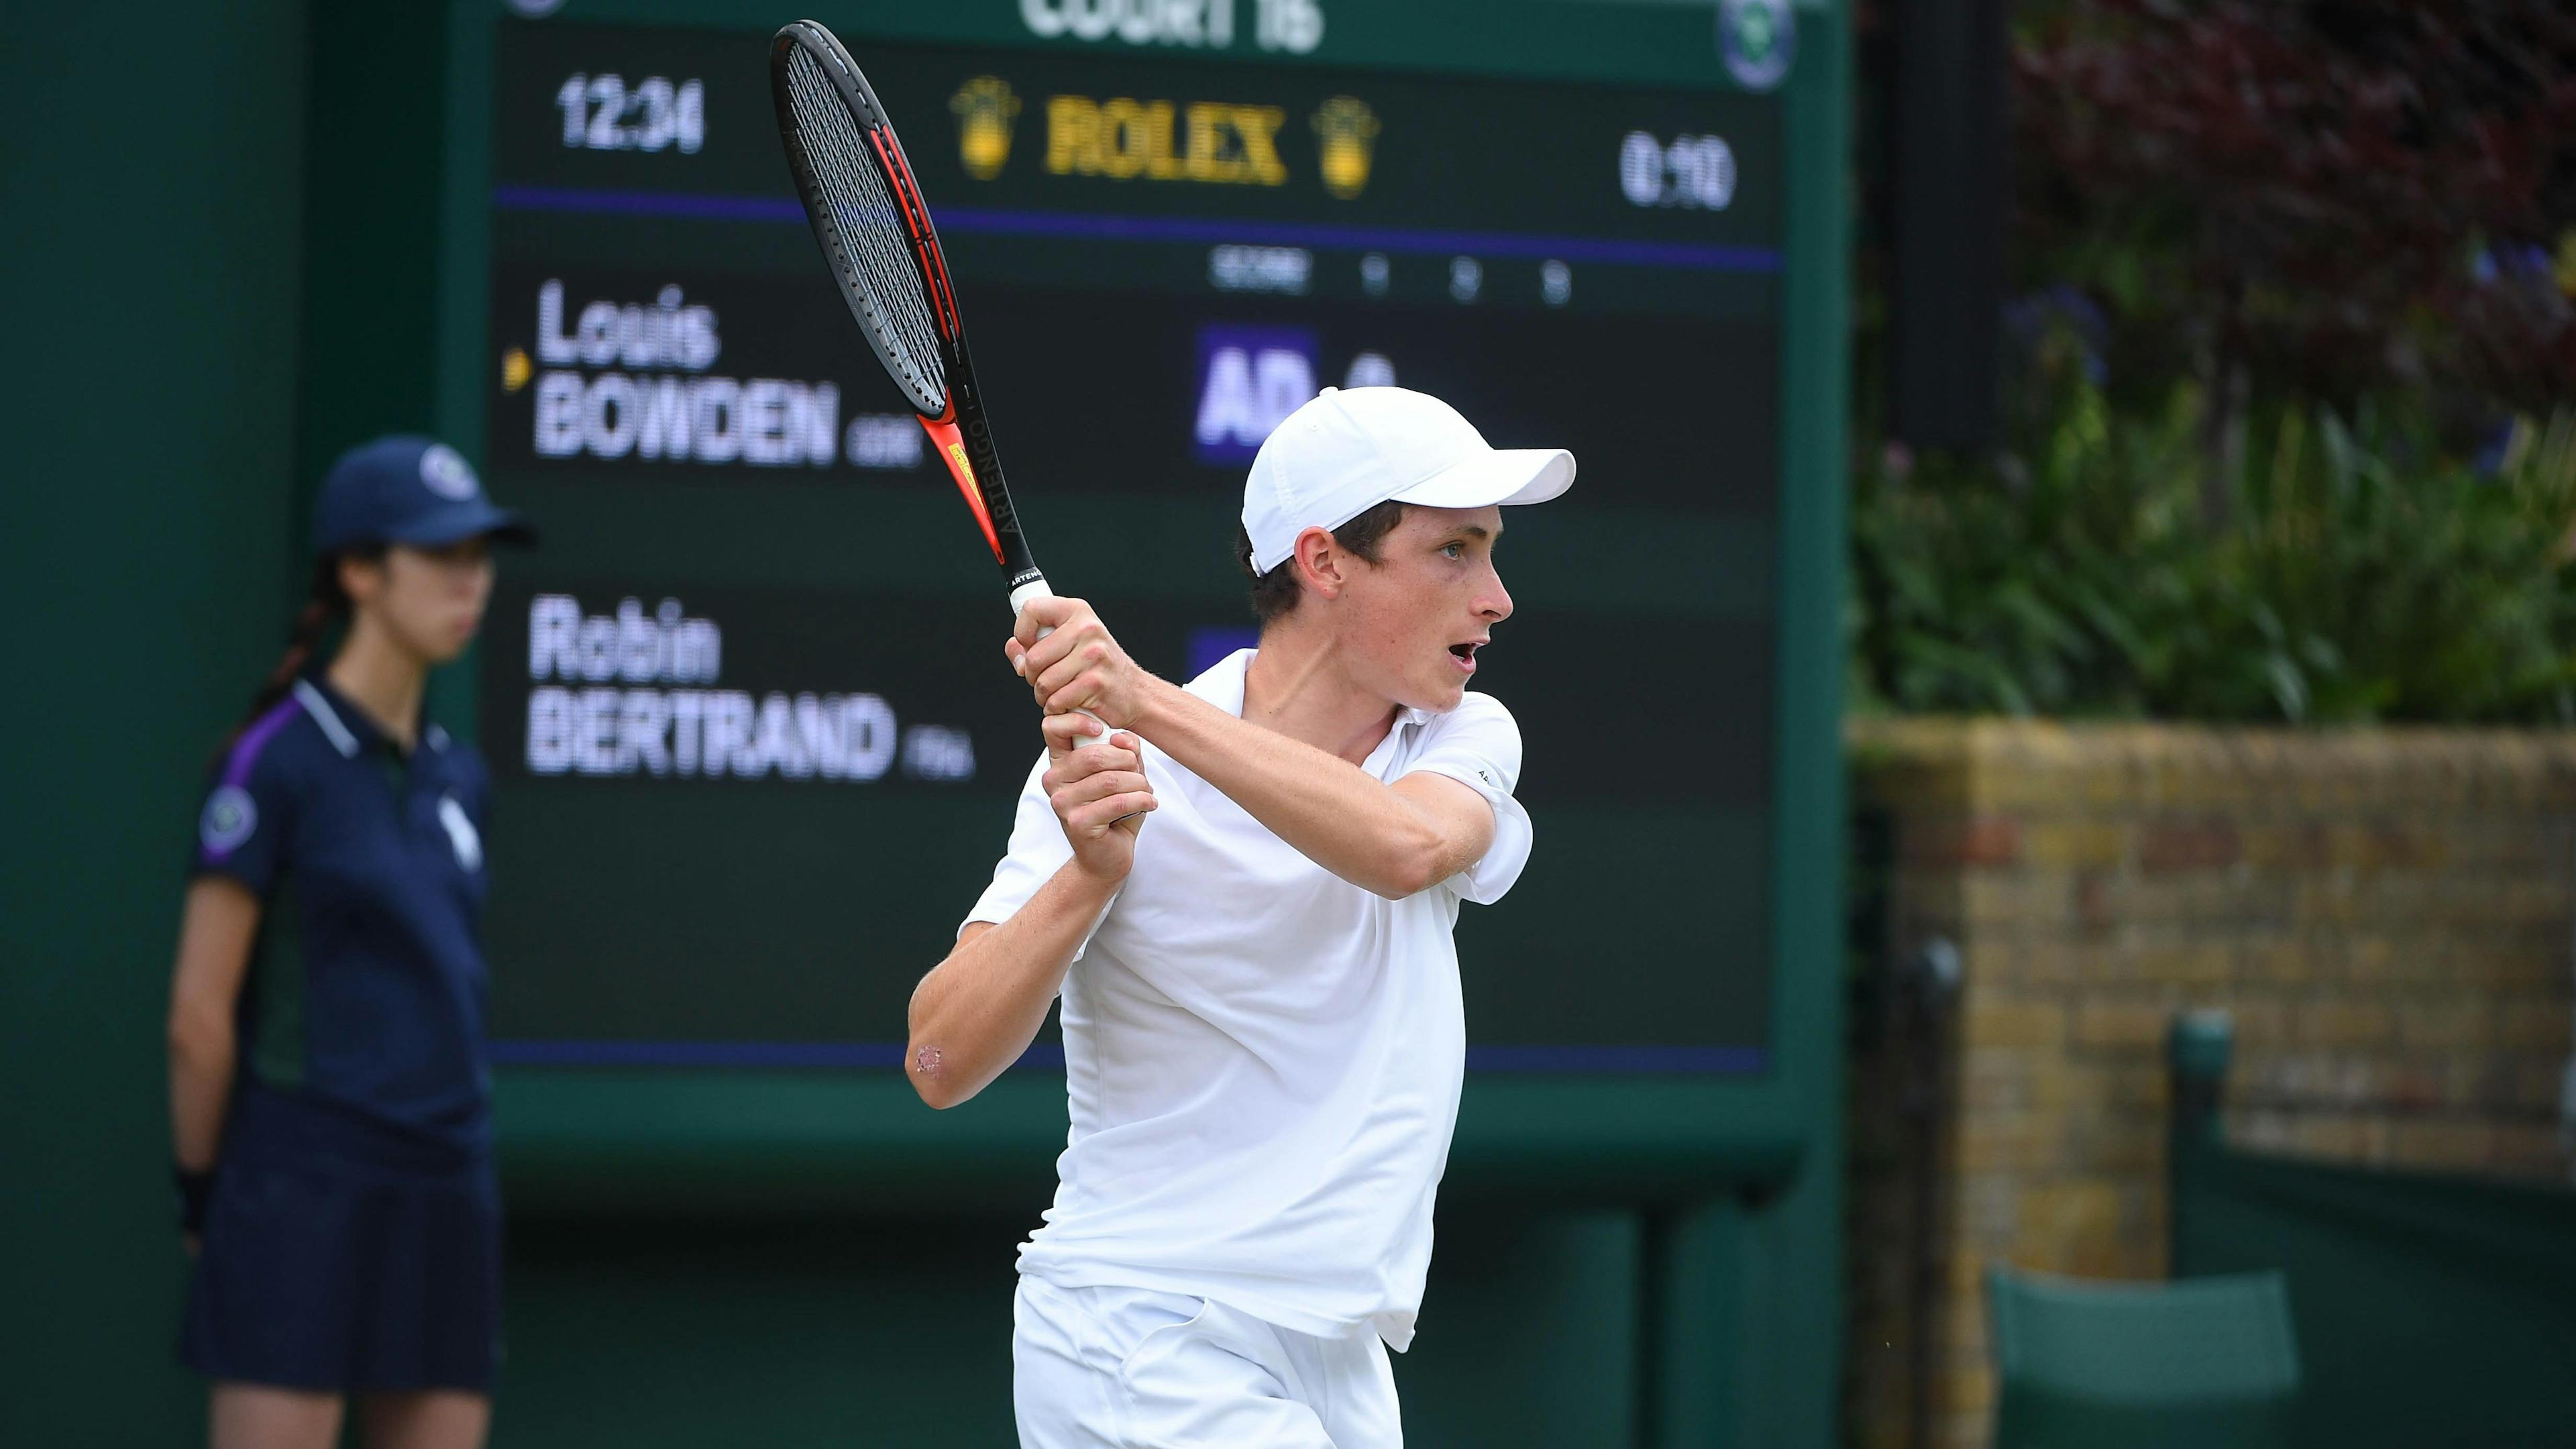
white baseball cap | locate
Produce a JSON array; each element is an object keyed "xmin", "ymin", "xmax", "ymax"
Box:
[{"xmin": 1242, "ymin": 386, "xmax": 1575, "ymax": 574}]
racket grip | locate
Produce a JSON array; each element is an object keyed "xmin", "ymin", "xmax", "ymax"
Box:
[{"xmin": 1008, "ymin": 578, "xmax": 1111, "ymax": 751}]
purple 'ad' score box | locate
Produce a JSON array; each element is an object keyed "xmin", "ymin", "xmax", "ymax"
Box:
[{"xmin": 1193, "ymin": 325, "xmax": 1320, "ymax": 466}]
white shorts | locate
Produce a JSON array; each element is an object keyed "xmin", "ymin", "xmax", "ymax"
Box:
[{"xmin": 1012, "ymin": 1275, "xmax": 1403, "ymax": 1449}]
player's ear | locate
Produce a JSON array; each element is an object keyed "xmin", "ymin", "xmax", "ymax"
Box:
[{"xmin": 1293, "ymin": 526, "xmax": 1346, "ymax": 600}]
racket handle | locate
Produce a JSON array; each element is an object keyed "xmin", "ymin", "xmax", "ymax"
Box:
[{"xmin": 1008, "ymin": 578, "xmax": 1111, "ymax": 751}]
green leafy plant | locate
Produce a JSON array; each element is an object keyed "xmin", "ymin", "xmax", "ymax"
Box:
[{"xmin": 1850, "ymin": 368, "xmax": 2576, "ymax": 724}]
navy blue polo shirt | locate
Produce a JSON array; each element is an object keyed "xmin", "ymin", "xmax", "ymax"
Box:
[{"xmin": 193, "ymin": 677, "xmax": 495, "ymax": 1168}]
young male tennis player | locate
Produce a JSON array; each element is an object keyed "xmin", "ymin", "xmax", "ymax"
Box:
[{"xmin": 905, "ymin": 386, "xmax": 1572, "ymax": 1446}]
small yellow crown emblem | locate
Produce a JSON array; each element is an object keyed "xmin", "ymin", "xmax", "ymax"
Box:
[
  {"xmin": 951, "ymin": 76, "xmax": 1024, "ymax": 181},
  {"xmin": 501, "ymin": 347, "xmax": 531, "ymax": 394},
  {"xmin": 1310, "ymin": 97, "xmax": 1381, "ymax": 200}
]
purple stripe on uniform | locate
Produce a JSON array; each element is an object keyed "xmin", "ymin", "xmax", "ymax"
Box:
[
  {"xmin": 201, "ymin": 697, "xmax": 301, "ymax": 863},
  {"xmin": 224, "ymin": 697, "xmax": 303, "ymax": 790}
]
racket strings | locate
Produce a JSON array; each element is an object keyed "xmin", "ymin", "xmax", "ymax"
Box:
[{"xmin": 784, "ymin": 46, "xmax": 947, "ymax": 413}]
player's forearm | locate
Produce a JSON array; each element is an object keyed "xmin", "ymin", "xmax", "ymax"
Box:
[
  {"xmin": 1132, "ymin": 679, "xmax": 1448, "ymax": 898},
  {"xmin": 906, "ymin": 863, "xmax": 1120, "ymax": 1109},
  {"xmin": 168, "ymin": 1016, "xmax": 235, "ymax": 1171}
]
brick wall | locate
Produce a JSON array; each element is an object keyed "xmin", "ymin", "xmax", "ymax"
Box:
[{"xmin": 1844, "ymin": 720, "xmax": 2576, "ymax": 1449}]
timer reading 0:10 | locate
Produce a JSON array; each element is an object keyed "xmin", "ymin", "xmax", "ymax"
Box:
[
  {"xmin": 1618, "ymin": 130, "xmax": 1736, "ymax": 211},
  {"xmin": 555, "ymin": 72, "xmax": 707, "ymax": 154}
]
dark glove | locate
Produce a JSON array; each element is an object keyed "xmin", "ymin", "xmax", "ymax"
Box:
[{"xmin": 176, "ymin": 1165, "xmax": 214, "ymax": 1238}]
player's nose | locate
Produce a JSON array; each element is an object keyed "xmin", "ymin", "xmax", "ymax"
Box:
[{"xmin": 1478, "ymin": 563, "xmax": 1513, "ymax": 623}]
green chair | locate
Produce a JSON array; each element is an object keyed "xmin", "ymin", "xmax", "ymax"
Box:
[{"xmin": 1987, "ymin": 1265, "xmax": 2302, "ymax": 1449}]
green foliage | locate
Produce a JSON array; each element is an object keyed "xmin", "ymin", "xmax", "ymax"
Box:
[
  {"xmin": 1849, "ymin": 376, "xmax": 2576, "ymax": 724},
  {"xmin": 1845, "ymin": 0, "xmax": 2576, "ymax": 725}
]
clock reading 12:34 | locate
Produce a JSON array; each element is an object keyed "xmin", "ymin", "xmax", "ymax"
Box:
[{"xmin": 555, "ymin": 72, "xmax": 706, "ymax": 154}]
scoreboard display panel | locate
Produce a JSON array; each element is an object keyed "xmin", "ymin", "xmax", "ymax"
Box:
[{"xmin": 454, "ymin": 4, "xmax": 1803, "ymax": 1080}]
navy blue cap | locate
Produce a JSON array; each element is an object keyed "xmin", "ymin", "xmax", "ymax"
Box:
[{"xmin": 311, "ymin": 435, "xmax": 536, "ymax": 556}]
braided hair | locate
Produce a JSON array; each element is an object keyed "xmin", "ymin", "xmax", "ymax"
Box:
[{"xmin": 221, "ymin": 547, "xmax": 380, "ymax": 749}]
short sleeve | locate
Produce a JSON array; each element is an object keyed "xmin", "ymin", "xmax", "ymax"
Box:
[
  {"xmin": 447, "ymin": 737, "xmax": 494, "ymax": 828},
  {"xmin": 191, "ymin": 737, "xmax": 298, "ymax": 897},
  {"xmin": 1400, "ymin": 692, "xmax": 1534, "ymax": 905},
  {"xmin": 959, "ymin": 749, "xmax": 1091, "ymax": 952}
]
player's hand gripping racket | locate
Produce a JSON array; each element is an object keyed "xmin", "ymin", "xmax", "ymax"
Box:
[{"xmin": 769, "ymin": 19, "xmax": 1107, "ymax": 752}]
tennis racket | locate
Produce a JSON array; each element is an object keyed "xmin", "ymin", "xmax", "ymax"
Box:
[{"xmin": 769, "ymin": 19, "xmax": 1106, "ymax": 750}]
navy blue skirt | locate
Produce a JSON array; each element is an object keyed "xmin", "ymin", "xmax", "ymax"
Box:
[{"xmin": 181, "ymin": 1092, "xmax": 500, "ymax": 1393}]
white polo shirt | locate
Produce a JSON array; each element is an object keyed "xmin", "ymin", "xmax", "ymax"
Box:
[{"xmin": 962, "ymin": 649, "xmax": 1533, "ymax": 1350}]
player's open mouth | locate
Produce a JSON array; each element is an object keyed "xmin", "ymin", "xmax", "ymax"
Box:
[{"xmin": 1448, "ymin": 639, "xmax": 1485, "ymax": 673}]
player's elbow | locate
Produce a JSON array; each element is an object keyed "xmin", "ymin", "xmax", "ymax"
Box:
[
  {"xmin": 1362, "ymin": 833, "xmax": 1452, "ymax": 900},
  {"xmin": 901, "ymin": 1018, "xmax": 978, "ymax": 1109},
  {"xmin": 896, "ymin": 1005, "xmax": 958, "ymax": 1103},
  {"xmin": 903, "ymin": 1039, "xmax": 965, "ymax": 1109},
  {"xmin": 1366, "ymin": 865, "xmax": 1442, "ymax": 901}
]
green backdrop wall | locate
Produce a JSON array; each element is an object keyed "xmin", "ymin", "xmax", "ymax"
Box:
[{"xmin": 2, "ymin": 1, "xmax": 312, "ymax": 1440}]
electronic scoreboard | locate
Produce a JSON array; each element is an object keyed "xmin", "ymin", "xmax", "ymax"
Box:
[{"xmin": 446, "ymin": 2, "xmax": 1829, "ymax": 1093}]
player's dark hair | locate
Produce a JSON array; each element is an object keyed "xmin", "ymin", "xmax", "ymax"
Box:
[
  {"xmin": 221, "ymin": 548, "xmax": 378, "ymax": 749},
  {"xmin": 1236, "ymin": 500, "xmax": 1408, "ymax": 625}
]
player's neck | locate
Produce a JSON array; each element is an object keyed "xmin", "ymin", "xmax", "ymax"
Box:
[
  {"xmin": 1241, "ymin": 623, "xmax": 1398, "ymax": 767},
  {"xmin": 327, "ymin": 626, "xmax": 428, "ymax": 753}
]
